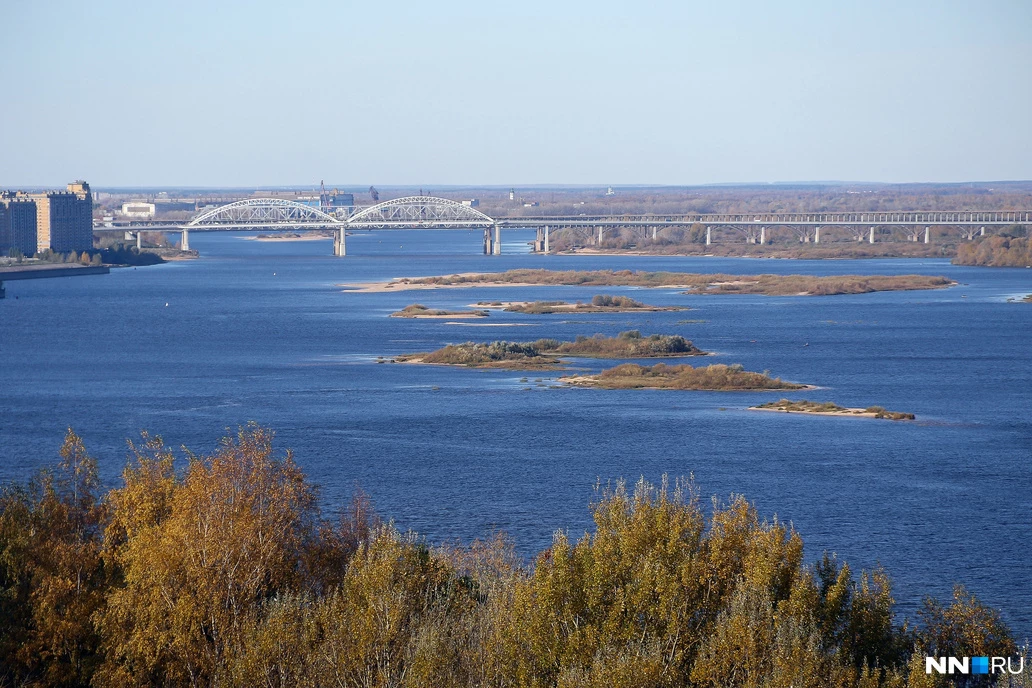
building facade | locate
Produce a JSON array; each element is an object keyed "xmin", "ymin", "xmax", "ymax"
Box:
[
  {"xmin": 121, "ymin": 202, "xmax": 156, "ymax": 218},
  {"xmin": 0, "ymin": 194, "xmax": 40, "ymax": 256},
  {"xmin": 20, "ymin": 181, "xmax": 94, "ymax": 253}
]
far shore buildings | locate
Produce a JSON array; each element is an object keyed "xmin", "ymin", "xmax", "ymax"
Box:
[{"xmin": 0, "ymin": 181, "xmax": 94, "ymax": 255}]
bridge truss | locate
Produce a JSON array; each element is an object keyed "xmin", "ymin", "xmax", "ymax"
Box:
[
  {"xmin": 188, "ymin": 198, "xmax": 343, "ymax": 229},
  {"xmin": 160, "ymin": 198, "xmax": 1031, "ymax": 256},
  {"xmin": 346, "ymin": 196, "xmax": 495, "ymax": 229}
]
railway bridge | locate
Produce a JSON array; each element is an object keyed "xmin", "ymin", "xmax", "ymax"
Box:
[{"xmin": 112, "ymin": 197, "xmax": 1031, "ymax": 256}]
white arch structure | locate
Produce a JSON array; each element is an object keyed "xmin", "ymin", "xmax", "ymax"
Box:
[
  {"xmin": 346, "ymin": 196, "xmax": 496, "ymax": 228},
  {"xmin": 180, "ymin": 196, "xmax": 500, "ymax": 256},
  {"xmin": 188, "ymin": 198, "xmax": 343, "ymax": 228}
]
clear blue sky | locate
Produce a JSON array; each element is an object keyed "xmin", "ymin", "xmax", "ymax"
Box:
[{"xmin": 3, "ymin": 0, "xmax": 1030, "ymax": 187}]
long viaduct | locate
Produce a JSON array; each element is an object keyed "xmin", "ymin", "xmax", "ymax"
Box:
[{"xmin": 110, "ymin": 196, "xmax": 1032, "ymax": 256}]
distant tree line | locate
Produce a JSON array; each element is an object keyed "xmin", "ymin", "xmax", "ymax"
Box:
[
  {"xmin": 0, "ymin": 426, "xmax": 1022, "ymax": 687},
  {"xmin": 476, "ymin": 185, "xmax": 1032, "ymax": 220}
]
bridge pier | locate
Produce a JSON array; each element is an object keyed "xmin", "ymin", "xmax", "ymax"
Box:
[
  {"xmin": 333, "ymin": 227, "xmax": 346, "ymax": 256},
  {"xmin": 597, "ymin": 226, "xmax": 603, "ymax": 245},
  {"xmin": 181, "ymin": 229, "xmax": 190, "ymax": 251},
  {"xmin": 924, "ymin": 226, "xmax": 930, "ymax": 244},
  {"xmin": 814, "ymin": 227, "xmax": 820, "ymax": 244},
  {"xmin": 705, "ymin": 227, "xmax": 711, "ymax": 245},
  {"xmin": 869, "ymin": 227, "xmax": 875, "ymax": 244},
  {"xmin": 544, "ymin": 226, "xmax": 550, "ymax": 254},
  {"xmin": 760, "ymin": 227, "xmax": 766, "ymax": 245},
  {"xmin": 137, "ymin": 232, "xmax": 142, "ymax": 250},
  {"xmin": 484, "ymin": 226, "xmax": 502, "ymax": 255}
]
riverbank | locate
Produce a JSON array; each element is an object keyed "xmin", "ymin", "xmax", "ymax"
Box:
[{"xmin": 0, "ymin": 265, "xmax": 110, "ymax": 299}]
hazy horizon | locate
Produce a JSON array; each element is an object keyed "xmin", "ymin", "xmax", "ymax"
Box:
[
  {"xmin": 4, "ymin": 0, "xmax": 1030, "ymax": 187},
  {"xmin": 11, "ymin": 180, "xmax": 1032, "ymax": 194}
]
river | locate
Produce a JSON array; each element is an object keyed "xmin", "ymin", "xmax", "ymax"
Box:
[{"xmin": 1, "ymin": 229, "xmax": 1030, "ymax": 637}]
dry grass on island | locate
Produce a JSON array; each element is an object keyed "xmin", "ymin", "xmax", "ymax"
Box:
[
  {"xmin": 562, "ymin": 362, "xmax": 807, "ymax": 391},
  {"xmin": 395, "ymin": 331, "xmax": 706, "ymax": 370},
  {"xmin": 389, "ymin": 304, "xmax": 490, "ymax": 319},
  {"xmin": 546, "ymin": 331, "xmax": 705, "ymax": 358},
  {"xmin": 480, "ymin": 294, "xmax": 688, "ymax": 314},
  {"xmin": 751, "ymin": 399, "xmax": 915, "ymax": 420},
  {"xmin": 371, "ymin": 269, "xmax": 954, "ymax": 296},
  {"xmin": 396, "ymin": 341, "xmax": 562, "ymax": 370}
]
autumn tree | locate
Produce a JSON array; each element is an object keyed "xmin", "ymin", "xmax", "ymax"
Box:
[
  {"xmin": 0, "ymin": 429, "xmax": 106, "ymax": 687},
  {"xmin": 95, "ymin": 425, "xmax": 320, "ymax": 687}
]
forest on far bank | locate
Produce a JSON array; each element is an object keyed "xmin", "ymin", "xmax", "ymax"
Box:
[
  {"xmin": 954, "ymin": 236, "xmax": 1032, "ymax": 267},
  {"xmin": 0, "ymin": 426, "xmax": 1023, "ymax": 688}
]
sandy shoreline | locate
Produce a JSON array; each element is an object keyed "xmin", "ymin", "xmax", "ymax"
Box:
[
  {"xmin": 342, "ymin": 278, "xmax": 542, "ymax": 293},
  {"xmin": 468, "ymin": 301, "xmax": 686, "ymax": 313},
  {"xmin": 245, "ymin": 234, "xmax": 331, "ymax": 242},
  {"xmin": 389, "ymin": 312, "xmax": 487, "ymax": 319},
  {"xmin": 444, "ymin": 322, "xmax": 535, "ymax": 327}
]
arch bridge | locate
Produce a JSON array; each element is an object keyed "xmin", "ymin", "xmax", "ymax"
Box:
[{"xmin": 158, "ymin": 198, "xmax": 1031, "ymax": 256}]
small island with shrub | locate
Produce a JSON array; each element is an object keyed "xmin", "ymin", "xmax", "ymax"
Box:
[
  {"xmin": 751, "ymin": 399, "xmax": 915, "ymax": 420},
  {"xmin": 494, "ymin": 294, "xmax": 687, "ymax": 314},
  {"xmin": 562, "ymin": 362, "xmax": 808, "ymax": 391},
  {"xmin": 395, "ymin": 331, "xmax": 707, "ymax": 370},
  {"xmin": 389, "ymin": 304, "xmax": 489, "ymax": 319}
]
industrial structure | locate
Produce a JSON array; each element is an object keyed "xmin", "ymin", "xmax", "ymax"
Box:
[{"xmin": 120, "ymin": 202, "xmax": 156, "ymax": 218}]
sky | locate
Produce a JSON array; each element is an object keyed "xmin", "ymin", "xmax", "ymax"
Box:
[{"xmin": 2, "ymin": 0, "xmax": 1030, "ymax": 187}]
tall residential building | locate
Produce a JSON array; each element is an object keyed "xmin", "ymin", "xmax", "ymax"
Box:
[
  {"xmin": 17, "ymin": 181, "xmax": 93, "ymax": 253},
  {"xmin": 0, "ymin": 194, "xmax": 39, "ymax": 255}
]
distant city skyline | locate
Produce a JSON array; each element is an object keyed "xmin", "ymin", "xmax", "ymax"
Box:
[{"xmin": 3, "ymin": 0, "xmax": 1030, "ymax": 187}]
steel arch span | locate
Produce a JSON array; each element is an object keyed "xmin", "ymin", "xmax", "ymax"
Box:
[
  {"xmin": 188, "ymin": 199, "xmax": 343, "ymax": 228},
  {"xmin": 347, "ymin": 196, "xmax": 496, "ymax": 228}
]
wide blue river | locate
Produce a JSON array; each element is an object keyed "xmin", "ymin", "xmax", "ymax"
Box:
[{"xmin": 2, "ymin": 230, "xmax": 1030, "ymax": 638}]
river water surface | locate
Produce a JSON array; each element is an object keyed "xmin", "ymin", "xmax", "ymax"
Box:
[{"xmin": 2, "ymin": 230, "xmax": 1030, "ymax": 637}]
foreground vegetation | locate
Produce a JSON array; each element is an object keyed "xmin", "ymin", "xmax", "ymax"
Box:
[
  {"xmin": 397, "ymin": 332, "xmax": 706, "ymax": 369},
  {"xmin": 752, "ymin": 399, "xmax": 916, "ymax": 421},
  {"xmin": 498, "ymin": 294, "xmax": 687, "ymax": 313},
  {"xmin": 954, "ymin": 235, "xmax": 1032, "ymax": 267},
  {"xmin": 390, "ymin": 304, "xmax": 489, "ymax": 318},
  {"xmin": 397, "ymin": 270, "xmax": 954, "ymax": 296},
  {"xmin": 564, "ymin": 362, "xmax": 807, "ymax": 390},
  {"xmin": 0, "ymin": 427, "xmax": 1021, "ymax": 687}
]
